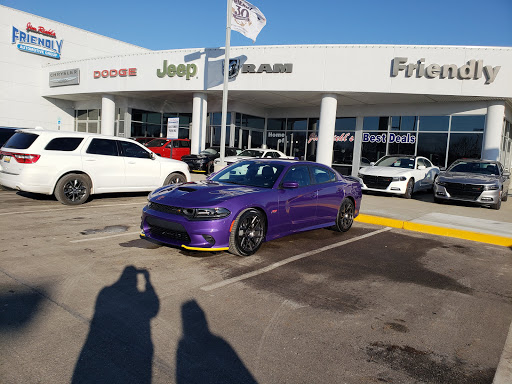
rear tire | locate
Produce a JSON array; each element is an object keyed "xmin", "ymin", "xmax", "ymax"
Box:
[
  {"xmin": 163, "ymin": 172, "xmax": 186, "ymax": 186},
  {"xmin": 404, "ymin": 178, "xmax": 414, "ymax": 199},
  {"xmin": 229, "ymin": 208, "xmax": 266, "ymax": 257},
  {"xmin": 55, "ymin": 173, "xmax": 91, "ymax": 205},
  {"xmin": 333, "ymin": 198, "xmax": 355, "ymax": 232}
]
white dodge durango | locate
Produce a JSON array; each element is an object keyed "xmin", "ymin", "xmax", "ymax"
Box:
[{"xmin": 0, "ymin": 129, "xmax": 191, "ymax": 205}]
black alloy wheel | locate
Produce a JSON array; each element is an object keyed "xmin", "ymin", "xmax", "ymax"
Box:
[
  {"xmin": 334, "ymin": 198, "xmax": 355, "ymax": 232},
  {"xmin": 55, "ymin": 173, "xmax": 91, "ymax": 205},
  {"xmin": 229, "ymin": 208, "xmax": 266, "ymax": 256}
]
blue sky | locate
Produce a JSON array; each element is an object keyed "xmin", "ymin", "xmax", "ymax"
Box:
[{"xmin": 2, "ymin": 0, "xmax": 512, "ymax": 50}]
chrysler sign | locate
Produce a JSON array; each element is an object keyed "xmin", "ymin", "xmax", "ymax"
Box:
[
  {"xmin": 49, "ymin": 68, "xmax": 79, "ymax": 87},
  {"xmin": 391, "ymin": 57, "xmax": 501, "ymax": 84}
]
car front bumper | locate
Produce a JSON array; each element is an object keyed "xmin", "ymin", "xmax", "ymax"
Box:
[
  {"xmin": 360, "ymin": 179, "xmax": 409, "ymax": 195},
  {"xmin": 433, "ymin": 184, "xmax": 501, "ymax": 205},
  {"xmin": 141, "ymin": 205, "xmax": 233, "ymax": 251}
]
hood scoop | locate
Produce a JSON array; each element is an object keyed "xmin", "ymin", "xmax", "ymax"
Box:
[{"xmin": 178, "ymin": 186, "xmax": 197, "ymax": 192}]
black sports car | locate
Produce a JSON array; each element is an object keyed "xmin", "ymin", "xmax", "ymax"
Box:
[{"xmin": 181, "ymin": 146, "xmax": 240, "ymax": 174}]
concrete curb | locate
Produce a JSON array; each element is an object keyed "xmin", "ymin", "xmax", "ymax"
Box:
[{"xmin": 355, "ymin": 214, "xmax": 512, "ymax": 247}]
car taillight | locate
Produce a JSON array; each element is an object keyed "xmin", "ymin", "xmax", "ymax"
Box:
[{"xmin": 5, "ymin": 152, "xmax": 41, "ymax": 163}]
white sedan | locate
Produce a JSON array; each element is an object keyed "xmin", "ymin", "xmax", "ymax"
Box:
[
  {"xmin": 358, "ymin": 155, "xmax": 439, "ymax": 198},
  {"xmin": 214, "ymin": 148, "xmax": 295, "ymax": 170}
]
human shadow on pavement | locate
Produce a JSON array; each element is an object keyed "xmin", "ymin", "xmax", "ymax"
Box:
[
  {"xmin": 72, "ymin": 266, "xmax": 159, "ymax": 384},
  {"xmin": 176, "ymin": 300, "xmax": 258, "ymax": 384},
  {"xmin": 0, "ymin": 286, "xmax": 44, "ymax": 331}
]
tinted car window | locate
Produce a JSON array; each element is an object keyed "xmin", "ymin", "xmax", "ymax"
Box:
[
  {"xmin": 45, "ymin": 137, "xmax": 83, "ymax": 151},
  {"xmin": 180, "ymin": 141, "xmax": 190, "ymax": 148},
  {"xmin": 119, "ymin": 141, "xmax": 152, "ymax": 159},
  {"xmin": 311, "ymin": 166, "xmax": 336, "ymax": 184},
  {"xmin": 226, "ymin": 148, "xmax": 238, "ymax": 156},
  {"xmin": 417, "ymin": 158, "xmax": 426, "ymax": 168},
  {"xmin": 0, "ymin": 128, "xmax": 24, "ymax": 147},
  {"xmin": 146, "ymin": 139, "xmax": 167, "ymax": 147},
  {"xmin": 282, "ymin": 166, "xmax": 311, "ymax": 187},
  {"xmin": 4, "ymin": 132, "xmax": 39, "ymax": 149},
  {"xmin": 86, "ymin": 139, "xmax": 119, "ymax": 156}
]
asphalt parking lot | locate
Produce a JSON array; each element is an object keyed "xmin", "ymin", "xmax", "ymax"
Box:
[{"xmin": 1, "ymin": 189, "xmax": 511, "ymax": 383}]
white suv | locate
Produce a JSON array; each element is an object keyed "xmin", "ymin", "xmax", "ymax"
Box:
[{"xmin": 0, "ymin": 129, "xmax": 191, "ymax": 205}]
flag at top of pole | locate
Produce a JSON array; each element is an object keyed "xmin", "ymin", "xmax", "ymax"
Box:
[{"xmin": 231, "ymin": 0, "xmax": 267, "ymax": 42}]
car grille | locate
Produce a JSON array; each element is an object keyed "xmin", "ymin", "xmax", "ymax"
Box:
[
  {"xmin": 444, "ymin": 182, "xmax": 484, "ymax": 201},
  {"xmin": 148, "ymin": 202, "xmax": 182, "ymax": 215},
  {"xmin": 362, "ymin": 175, "xmax": 393, "ymax": 190},
  {"xmin": 146, "ymin": 216, "xmax": 190, "ymax": 244}
]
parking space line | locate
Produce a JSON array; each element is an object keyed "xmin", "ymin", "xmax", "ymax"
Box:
[
  {"xmin": 70, "ymin": 231, "xmax": 141, "ymax": 243},
  {"xmin": 0, "ymin": 202, "xmax": 144, "ymax": 216},
  {"xmin": 200, "ymin": 227, "xmax": 392, "ymax": 292}
]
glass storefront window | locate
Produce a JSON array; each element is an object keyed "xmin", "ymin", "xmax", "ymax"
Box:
[
  {"xmin": 335, "ymin": 117, "xmax": 356, "ymax": 130},
  {"xmin": 308, "ymin": 118, "xmax": 319, "ymax": 132},
  {"xmin": 77, "ymin": 110, "xmax": 87, "ymax": 120},
  {"xmin": 268, "ymin": 118, "xmax": 286, "ymax": 130},
  {"xmin": 447, "ymin": 133, "xmax": 483, "ymax": 166},
  {"xmin": 251, "ymin": 130, "xmax": 263, "ymax": 148},
  {"xmin": 287, "ymin": 118, "xmax": 307, "ymax": 131},
  {"xmin": 417, "ymin": 133, "xmax": 448, "ymax": 167},
  {"xmin": 179, "ymin": 113, "xmax": 192, "ymax": 126},
  {"xmin": 362, "ymin": 141, "xmax": 387, "ymax": 163},
  {"xmin": 387, "ymin": 132, "xmax": 416, "ymax": 156},
  {"xmin": 391, "ymin": 116, "xmax": 418, "ymax": 131},
  {"xmin": 364, "ymin": 116, "xmax": 389, "ymax": 131},
  {"xmin": 450, "ymin": 115, "xmax": 485, "ymax": 132},
  {"xmin": 419, "ymin": 116, "xmax": 449, "ymax": 131}
]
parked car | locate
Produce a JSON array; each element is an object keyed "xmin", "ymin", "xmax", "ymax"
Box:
[
  {"xmin": 131, "ymin": 137, "xmax": 159, "ymax": 146},
  {"xmin": 141, "ymin": 159, "xmax": 362, "ymax": 256},
  {"xmin": 214, "ymin": 148, "xmax": 296, "ymax": 169},
  {"xmin": 358, "ymin": 154, "xmax": 439, "ymax": 199},
  {"xmin": 181, "ymin": 146, "xmax": 241, "ymax": 174},
  {"xmin": 433, "ymin": 159, "xmax": 510, "ymax": 210},
  {"xmin": 0, "ymin": 129, "xmax": 190, "ymax": 205},
  {"xmin": 145, "ymin": 138, "xmax": 191, "ymax": 160}
]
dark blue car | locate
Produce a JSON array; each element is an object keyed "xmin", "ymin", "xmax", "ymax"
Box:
[{"xmin": 141, "ymin": 159, "xmax": 362, "ymax": 256}]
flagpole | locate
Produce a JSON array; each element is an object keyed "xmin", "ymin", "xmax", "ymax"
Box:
[{"xmin": 219, "ymin": 0, "xmax": 232, "ymax": 165}]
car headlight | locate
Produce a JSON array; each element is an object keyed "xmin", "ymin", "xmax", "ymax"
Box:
[
  {"xmin": 485, "ymin": 184, "xmax": 499, "ymax": 191},
  {"xmin": 182, "ymin": 207, "xmax": 231, "ymax": 220},
  {"xmin": 392, "ymin": 176, "xmax": 407, "ymax": 181}
]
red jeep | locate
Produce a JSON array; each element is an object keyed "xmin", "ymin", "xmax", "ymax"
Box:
[{"xmin": 145, "ymin": 138, "xmax": 191, "ymax": 160}]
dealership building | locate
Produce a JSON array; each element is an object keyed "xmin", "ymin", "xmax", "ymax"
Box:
[{"xmin": 2, "ymin": 5, "xmax": 512, "ymax": 175}]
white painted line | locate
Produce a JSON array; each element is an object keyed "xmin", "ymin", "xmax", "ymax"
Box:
[
  {"xmin": 70, "ymin": 231, "xmax": 141, "ymax": 243},
  {"xmin": 201, "ymin": 227, "xmax": 392, "ymax": 292},
  {"xmin": 0, "ymin": 202, "xmax": 144, "ymax": 216}
]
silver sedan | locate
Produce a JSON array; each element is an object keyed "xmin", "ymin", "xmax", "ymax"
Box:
[{"xmin": 433, "ymin": 159, "xmax": 511, "ymax": 210}]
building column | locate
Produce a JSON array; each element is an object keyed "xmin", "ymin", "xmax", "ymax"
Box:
[
  {"xmin": 482, "ymin": 102, "xmax": 505, "ymax": 161},
  {"xmin": 351, "ymin": 116, "xmax": 364, "ymax": 176},
  {"xmin": 101, "ymin": 94, "xmax": 115, "ymax": 136},
  {"xmin": 316, "ymin": 94, "xmax": 338, "ymax": 166},
  {"xmin": 191, "ymin": 92, "xmax": 208, "ymax": 155}
]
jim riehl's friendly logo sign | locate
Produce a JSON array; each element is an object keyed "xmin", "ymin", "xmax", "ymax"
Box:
[{"xmin": 11, "ymin": 23, "xmax": 63, "ymax": 60}]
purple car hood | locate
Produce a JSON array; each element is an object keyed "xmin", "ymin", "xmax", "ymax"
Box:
[{"xmin": 149, "ymin": 180, "xmax": 265, "ymax": 206}]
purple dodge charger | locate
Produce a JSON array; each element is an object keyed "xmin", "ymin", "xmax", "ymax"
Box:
[{"xmin": 141, "ymin": 159, "xmax": 362, "ymax": 256}]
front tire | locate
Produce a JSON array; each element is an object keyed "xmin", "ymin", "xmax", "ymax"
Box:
[
  {"xmin": 163, "ymin": 172, "xmax": 186, "ymax": 186},
  {"xmin": 229, "ymin": 208, "xmax": 266, "ymax": 257},
  {"xmin": 492, "ymin": 194, "xmax": 502, "ymax": 210},
  {"xmin": 501, "ymin": 189, "xmax": 508, "ymax": 202},
  {"xmin": 55, "ymin": 173, "xmax": 91, "ymax": 205},
  {"xmin": 404, "ymin": 178, "xmax": 414, "ymax": 199},
  {"xmin": 333, "ymin": 198, "xmax": 355, "ymax": 232}
]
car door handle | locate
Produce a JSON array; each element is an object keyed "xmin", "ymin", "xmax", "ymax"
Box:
[
  {"xmin": 84, "ymin": 159, "xmax": 96, "ymax": 162},
  {"xmin": 128, "ymin": 161, "xmax": 136, "ymax": 164}
]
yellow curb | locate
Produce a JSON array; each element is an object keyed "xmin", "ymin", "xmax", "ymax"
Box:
[{"xmin": 355, "ymin": 214, "xmax": 512, "ymax": 247}]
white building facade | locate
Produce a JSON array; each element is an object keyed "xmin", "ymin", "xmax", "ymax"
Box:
[{"xmin": 2, "ymin": 5, "xmax": 512, "ymax": 175}]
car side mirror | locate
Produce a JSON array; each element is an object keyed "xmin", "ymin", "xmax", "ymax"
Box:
[
  {"xmin": 150, "ymin": 152, "xmax": 156, "ymax": 160},
  {"xmin": 503, "ymin": 171, "xmax": 511, "ymax": 177},
  {"xmin": 417, "ymin": 165, "xmax": 426, "ymax": 170},
  {"xmin": 282, "ymin": 181, "xmax": 299, "ymax": 189},
  {"xmin": 370, "ymin": 162, "xmax": 375, "ymax": 166},
  {"xmin": 439, "ymin": 167, "xmax": 446, "ymax": 171}
]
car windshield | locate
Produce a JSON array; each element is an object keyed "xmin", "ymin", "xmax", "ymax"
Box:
[
  {"xmin": 238, "ymin": 149, "xmax": 264, "ymax": 157},
  {"xmin": 210, "ymin": 161, "xmax": 285, "ymax": 188},
  {"xmin": 200, "ymin": 148, "xmax": 219, "ymax": 155},
  {"xmin": 447, "ymin": 161, "xmax": 500, "ymax": 175},
  {"xmin": 375, "ymin": 156, "xmax": 415, "ymax": 169},
  {"xmin": 145, "ymin": 139, "xmax": 167, "ymax": 147}
]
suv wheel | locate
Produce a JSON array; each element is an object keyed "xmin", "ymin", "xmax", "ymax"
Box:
[{"xmin": 55, "ymin": 174, "xmax": 91, "ymax": 205}]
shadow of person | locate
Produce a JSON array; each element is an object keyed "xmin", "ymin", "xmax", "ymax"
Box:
[
  {"xmin": 72, "ymin": 266, "xmax": 159, "ymax": 384},
  {"xmin": 176, "ymin": 300, "xmax": 257, "ymax": 384}
]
